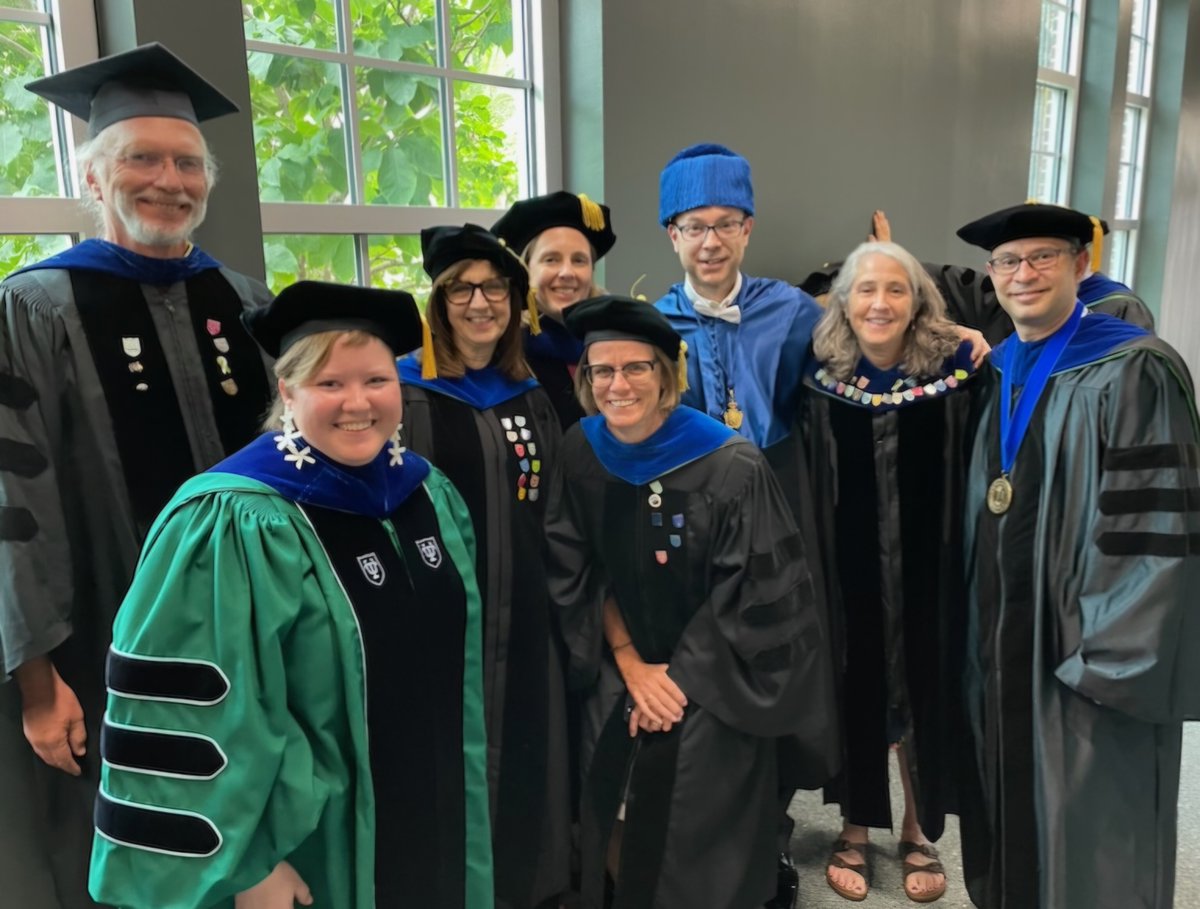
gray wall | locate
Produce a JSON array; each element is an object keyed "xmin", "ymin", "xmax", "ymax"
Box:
[
  {"xmin": 562, "ymin": 0, "xmax": 1041, "ymax": 300},
  {"xmin": 1158, "ymin": 0, "xmax": 1200, "ymax": 380},
  {"xmin": 93, "ymin": 0, "xmax": 266, "ymax": 280}
]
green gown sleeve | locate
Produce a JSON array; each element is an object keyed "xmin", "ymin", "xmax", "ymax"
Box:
[
  {"xmin": 88, "ymin": 483, "xmax": 335, "ymax": 909},
  {"xmin": 420, "ymin": 466, "xmax": 495, "ymax": 909},
  {"xmin": 667, "ymin": 444, "xmax": 826, "ymax": 738},
  {"xmin": 1053, "ymin": 346, "xmax": 1200, "ymax": 723}
]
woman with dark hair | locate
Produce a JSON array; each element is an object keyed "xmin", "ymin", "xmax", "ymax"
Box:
[
  {"xmin": 397, "ymin": 224, "xmax": 570, "ymax": 909},
  {"xmin": 492, "ymin": 191, "xmax": 616, "ymax": 428},
  {"xmin": 547, "ymin": 295, "xmax": 828, "ymax": 909},
  {"xmin": 801, "ymin": 241, "xmax": 977, "ymax": 903},
  {"xmin": 88, "ymin": 281, "xmax": 492, "ymax": 909}
]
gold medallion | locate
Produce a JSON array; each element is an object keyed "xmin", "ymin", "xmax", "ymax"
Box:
[
  {"xmin": 724, "ymin": 388, "xmax": 743, "ymax": 430},
  {"xmin": 987, "ymin": 475, "xmax": 1013, "ymax": 515}
]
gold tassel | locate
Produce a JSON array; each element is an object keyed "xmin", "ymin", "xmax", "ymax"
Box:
[
  {"xmin": 420, "ymin": 314, "xmax": 438, "ymax": 379},
  {"xmin": 677, "ymin": 340, "xmax": 689, "ymax": 394},
  {"xmin": 1089, "ymin": 216, "xmax": 1103, "ymax": 273},
  {"xmin": 629, "ymin": 274, "xmax": 648, "ymax": 302},
  {"xmin": 578, "ymin": 194, "xmax": 606, "ymax": 232},
  {"xmin": 526, "ymin": 287, "xmax": 542, "ymax": 335}
]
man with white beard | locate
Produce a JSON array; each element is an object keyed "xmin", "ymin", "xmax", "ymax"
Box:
[{"xmin": 0, "ymin": 43, "xmax": 272, "ymax": 908}]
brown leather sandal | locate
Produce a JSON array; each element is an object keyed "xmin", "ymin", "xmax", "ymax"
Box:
[
  {"xmin": 899, "ymin": 840, "xmax": 947, "ymax": 903},
  {"xmin": 825, "ymin": 838, "xmax": 870, "ymax": 902}
]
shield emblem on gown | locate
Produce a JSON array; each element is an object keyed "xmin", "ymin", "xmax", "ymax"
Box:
[
  {"xmin": 416, "ymin": 537, "xmax": 442, "ymax": 569},
  {"xmin": 356, "ymin": 552, "xmax": 385, "ymax": 587}
]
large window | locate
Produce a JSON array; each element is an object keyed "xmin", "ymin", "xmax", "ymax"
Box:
[
  {"xmin": 1029, "ymin": 0, "xmax": 1084, "ymax": 204},
  {"xmin": 244, "ymin": 0, "xmax": 556, "ymax": 295},
  {"xmin": 0, "ymin": 0, "xmax": 97, "ymax": 274},
  {"xmin": 1109, "ymin": 0, "xmax": 1157, "ymax": 284}
]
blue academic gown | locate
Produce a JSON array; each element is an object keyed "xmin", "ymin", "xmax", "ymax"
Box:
[{"xmin": 655, "ymin": 277, "xmax": 822, "ymax": 449}]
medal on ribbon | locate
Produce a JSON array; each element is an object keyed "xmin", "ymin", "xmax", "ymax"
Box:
[{"xmin": 992, "ymin": 303, "xmax": 1084, "ymax": 515}]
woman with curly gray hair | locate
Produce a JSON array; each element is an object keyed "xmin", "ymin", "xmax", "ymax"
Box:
[{"xmin": 801, "ymin": 241, "xmax": 979, "ymax": 904}]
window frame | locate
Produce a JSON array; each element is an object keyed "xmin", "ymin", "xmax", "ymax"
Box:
[
  {"xmin": 249, "ymin": 0, "xmax": 561, "ymax": 288},
  {"xmin": 0, "ymin": 0, "xmax": 100, "ymax": 241}
]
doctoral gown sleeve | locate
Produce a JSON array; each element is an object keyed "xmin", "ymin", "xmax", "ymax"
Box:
[
  {"xmin": 544, "ymin": 426, "xmax": 607, "ymax": 689},
  {"xmin": 88, "ymin": 486, "xmax": 335, "ymax": 908},
  {"xmin": 421, "ymin": 466, "xmax": 495, "ymax": 909},
  {"xmin": 1053, "ymin": 345, "xmax": 1200, "ymax": 723},
  {"xmin": 667, "ymin": 443, "xmax": 823, "ymax": 738},
  {"xmin": 0, "ymin": 277, "xmax": 76, "ymax": 675}
]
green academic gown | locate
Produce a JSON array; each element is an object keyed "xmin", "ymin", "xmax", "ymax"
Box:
[{"xmin": 87, "ymin": 455, "xmax": 492, "ymax": 909}]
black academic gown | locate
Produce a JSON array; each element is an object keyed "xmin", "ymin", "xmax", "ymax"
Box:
[
  {"xmin": 399, "ymin": 362, "xmax": 570, "ymax": 909},
  {"xmin": 547, "ymin": 410, "xmax": 829, "ymax": 909},
  {"xmin": 799, "ymin": 344, "xmax": 976, "ymax": 840},
  {"xmin": 962, "ymin": 317, "xmax": 1200, "ymax": 909}
]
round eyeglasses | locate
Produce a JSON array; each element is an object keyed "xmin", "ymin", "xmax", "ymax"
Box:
[{"xmin": 582, "ymin": 360, "xmax": 658, "ymax": 385}]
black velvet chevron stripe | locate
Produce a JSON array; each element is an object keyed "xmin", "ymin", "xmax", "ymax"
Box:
[
  {"xmin": 1099, "ymin": 487, "xmax": 1200, "ymax": 515},
  {"xmin": 101, "ymin": 719, "xmax": 226, "ymax": 779},
  {"xmin": 107, "ymin": 648, "xmax": 229, "ymax": 705},
  {"xmin": 0, "ymin": 505, "xmax": 37, "ymax": 542},
  {"xmin": 95, "ymin": 790, "xmax": 220, "ymax": 857},
  {"xmin": 0, "ymin": 373, "xmax": 37, "ymax": 409},
  {"xmin": 1103, "ymin": 443, "xmax": 1200, "ymax": 471},
  {"xmin": 1096, "ymin": 531, "xmax": 1200, "ymax": 557},
  {"xmin": 0, "ymin": 438, "xmax": 49, "ymax": 478}
]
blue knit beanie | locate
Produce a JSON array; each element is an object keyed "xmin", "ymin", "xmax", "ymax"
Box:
[{"xmin": 658, "ymin": 143, "xmax": 754, "ymax": 226}]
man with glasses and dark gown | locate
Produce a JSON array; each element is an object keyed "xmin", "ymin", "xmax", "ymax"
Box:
[{"xmin": 956, "ymin": 202, "xmax": 1200, "ymax": 909}]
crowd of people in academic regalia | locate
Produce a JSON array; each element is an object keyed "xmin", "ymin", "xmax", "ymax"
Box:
[{"xmin": 2, "ymin": 42, "xmax": 1198, "ymax": 909}]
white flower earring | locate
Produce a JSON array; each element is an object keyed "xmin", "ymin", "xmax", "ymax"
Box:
[
  {"xmin": 275, "ymin": 404, "xmax": 315, "ymax": 469},
  {"xmin": 388, "ymin": 422, "xmax": 406, "ymax": 467}
]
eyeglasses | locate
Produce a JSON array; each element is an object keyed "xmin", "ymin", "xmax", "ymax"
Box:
[
  {"xmin": 114, "ymin": 152, "xmax": 207, "ymax": 178},
  {"xmin": 444, "ymin": 277, "xmax": 511, "ymax": 305},
  {"xmin": 671, "ymin": 219, "xmax": 746, "ymax": 242},
  {"xmin": 582, "ymin": 360, "xmax": 658, "ymax": 385},
  {"xmin": 986, "ymin": 246, "xmax": 1078, "ymax": 276}
]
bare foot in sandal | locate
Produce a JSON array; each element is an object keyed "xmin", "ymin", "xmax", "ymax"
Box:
[
  {"xmin": 826, "ymin": 824, "xmax": 869, "ymax": 901},
  {"xmin": 899, "ymin": 834, "xmax": 947, "ymax": 903}
]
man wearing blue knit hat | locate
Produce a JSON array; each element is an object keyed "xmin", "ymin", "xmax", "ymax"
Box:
[
  {"xmin": 653, "ymin": 143, "xmax": 836, "ymax": 909},
  {"xmin": 654, "ymin": 143, "xmax": 823, "ymax": 448}
]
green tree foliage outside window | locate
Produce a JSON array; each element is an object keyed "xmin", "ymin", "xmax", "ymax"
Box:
[
  {"xmin": 0, "ymin": 12, "xmax": 75, "ymax": 274},
  {"xmin": 245, "ymin": 0, "xmax": 527, "ymax": 292}
]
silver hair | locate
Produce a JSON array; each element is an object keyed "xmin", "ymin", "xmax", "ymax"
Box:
[
  {"xmin": 74, "ymin": 120, "xmax": 220, "ymax": 227},
  {"xmin": 812, "ymin": 241, "xmax": 960, "ymax": 382}
]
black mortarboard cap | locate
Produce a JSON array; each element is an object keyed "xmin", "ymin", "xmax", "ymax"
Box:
[
  {"xmin": 956, "ymin": 202, "xmax": 1101, "ymax": 252},
  {"xmin": 491, "ymin": 191, "xmax": 617, "ymax": 260},
  {"xmin": 420, "ymin": 223, "xmax": 528, "ymax": 287},
  {"xmin": 242, "ymin": 281, "xmax": 423, "ymax": 358},
  {"xmin": 563, "ymin": 295, "xmax": 682, "ymax": 361},
  {"xmin": 564, "ymin": 295, "xmax": 689, "ymax": 391},
  {"xmin": 25, "ymin": 43, "xmax": 238, "ymax": 137}
]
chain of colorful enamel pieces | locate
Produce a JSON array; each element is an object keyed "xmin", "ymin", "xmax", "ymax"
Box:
[
  {"xmin": 502, "ymin": 414, "xmax": 541, "ymax": 502},
  {"xmin": 646, "ymin": 479, "xmax": 685, "ymax": 565},
  {"xmin": 813, "ymin": 366, "xmax": 970, "ymax": 407}
]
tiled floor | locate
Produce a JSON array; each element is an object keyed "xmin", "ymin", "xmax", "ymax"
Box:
[{"xmin": 786, "ymin": 724, "xmax": 1200, "ymax": 907}]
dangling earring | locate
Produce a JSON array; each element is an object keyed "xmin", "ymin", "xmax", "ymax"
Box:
[
  {"xmin": 275, "ymin": 404, "xmax": 315, "ymax": 469},
  {"xmin": 388, "ymin": 422, "xmax": 406, "ymax": 467}
]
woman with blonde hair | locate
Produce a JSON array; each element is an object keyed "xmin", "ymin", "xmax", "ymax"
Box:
[
  {"xmin": 398, "ymin": 223, "xmax": 570, "ymax": 909},
  {"xmin": 492, "ymin": 191, "xmax": 616, "ymax": 428},
  {"xmin": 801, "ymin": 241, "xmax": 977, "ymax": 903},
  {"xmin": 547, "ymin": 295, "xmax": 828, "ymax": 909},
  {"xmin": 88, "ymin": 281, "xmax": 492, "ymax": 908}
]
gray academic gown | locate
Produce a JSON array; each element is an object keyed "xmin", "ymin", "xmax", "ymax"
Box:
[
  {"xmin": 962, "ymin": 335, "xmax": 1200, "ymax": 909},
  {"xmin": 0, "ymin": 265, "xmax": 271, "ymax": 909}
]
